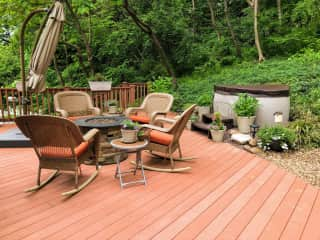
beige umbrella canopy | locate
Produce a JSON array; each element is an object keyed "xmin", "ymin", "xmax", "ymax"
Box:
[{"xmin": 27, "ymin": 1, "xmax": 65, "ymax": 93}]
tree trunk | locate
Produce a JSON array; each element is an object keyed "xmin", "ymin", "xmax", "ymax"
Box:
[
  {"xmin": 253, "ymin": 0, "xmax": 265, "ymax": 62},
  {"xmin": 192, "ymin": 0, "xmax": 196, "ymax": 35},
  {"xmin": 65, "ymin": 0, "xmax": 95, "ymax": 76},
  {"xmin": 123, "ymin": 0, "xmax": 177, "ymax": 88},
  {"xmin": 207, "ymin": 0, "xmax": 221, "ymax": 40},
  {"xmin": 277, "ymin": 0, "xmax": 282, "ymax": 25},
  {"xmin": 53, "ymin": 55, "xmax": 65, "ymax": 87},
  {"xmin": 62, "ymin": 41, "xmax": 90, "ymax": 77},
  {"xmin": 223, "ymin": 0, "xmax": 241, "ymax": 57}
]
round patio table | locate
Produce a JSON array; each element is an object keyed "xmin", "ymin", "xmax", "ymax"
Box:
[
  {"xmin": 111, "ymin": 139, "xmax": 148, "ymax": 188},
  {"xmin": 75, "ymin": 115, "xmax": 128, "ymax": 165}
]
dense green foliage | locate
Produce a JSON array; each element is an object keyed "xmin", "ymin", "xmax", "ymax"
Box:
[
  {"xmin": 0, "ymin": 0, "xmax": 320, "ymax": 88},
  {"xmin": 257, "ymin": 125, "xmax": 297, "ymax": 151},
  {"xmin": 0, "ymin": 0, "xmax": 319, "ymax": 148}
]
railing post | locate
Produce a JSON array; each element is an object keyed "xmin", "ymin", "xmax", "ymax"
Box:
[{"xmin": 129, "ymin": 84, "xmax": 136, "ymax": 106}]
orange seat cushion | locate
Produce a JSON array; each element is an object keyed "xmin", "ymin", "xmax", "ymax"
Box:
[
  {"xmin": 149, "ymin": 130, "xmax": 173, "ymax": 146},
  {"xmin": 129, "ymin": 115, "xmax": 150, "ymax": 124},
  {"xmin": 67, "ymin": 115, "xmax": 93, "ymax": 121},
  {"xmin": 39, "ymin": 142, "xmax": 89, "ymax": 158}
]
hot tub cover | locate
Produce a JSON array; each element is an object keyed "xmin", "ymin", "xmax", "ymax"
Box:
[{"xmin": 214, "ymin": 84, "xmax": 289, "ymax": 97}]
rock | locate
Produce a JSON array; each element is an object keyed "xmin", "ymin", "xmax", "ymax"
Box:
[
  {"xmin": 231, "ymin": 133, "xmax": 251, "ymax": 144},
  {"xmin": 244, "ymin": 145, "xmax": 262, "ymax": 154},
  {"xmin": 229, "ymin": 128, "xmax": 240, "ymax": 135},
  {"xmin": 249, "ymin": 138, "xmax": 257, "ymax": 147}
]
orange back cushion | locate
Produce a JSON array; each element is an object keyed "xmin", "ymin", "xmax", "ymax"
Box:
[
  {"xmin": 129, "ymin": 115, "xmax": 150, "ymax": 124},
  {"xmin": 39, "ymin": 141, "xmax": 89, "ymax": 158},
  {"xmin": 149, "ymin": 130, "xmax": 173, "ymax": 146}
]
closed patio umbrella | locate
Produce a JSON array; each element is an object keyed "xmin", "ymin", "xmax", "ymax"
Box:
[{"xmin": 27, "ymin": 1, "xmax": 64, "ymax": 93}]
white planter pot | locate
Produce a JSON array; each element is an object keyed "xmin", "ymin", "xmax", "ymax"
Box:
[
  {"xmin": 197, "ymin": 106, "xmax": 210, "ymax": 120},
  {"xmin": 121, "ymin": 129, "xmax": 138, "ymax": 143},
  {"xmin": 186, "ymin": 120, "xmax": 192, "ymax": 130},
  {"xmin": 210, "ymin": 129, "xmax": 225, "ymax": 142},
  {"xmin": 237, "ymin": 116, "xmax": 256, "ymax": 134},
  {"xmin": 108, "ymin": 106, "xmax": 118, "ymax": 114}
]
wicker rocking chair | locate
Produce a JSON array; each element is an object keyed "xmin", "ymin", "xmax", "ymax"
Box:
[
  {"xmin": 54, "ymin": 91, "xmax": 101, "ymax": 118},
  {"xmin": 136, "ymin": 104, "xmax": 196, "ymax": 173},
  {"xmin": 15, "ymin": 115, "xmax": 100, "ymax": 196},
  {"xmin": 125, "ymin": 93, "xmax": 174, "ymax": 124}
]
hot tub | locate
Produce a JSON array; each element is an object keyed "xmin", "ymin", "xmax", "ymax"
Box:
[{"xmin": 213, "ymin": 84, "xmax": 290, "ymax": 126}]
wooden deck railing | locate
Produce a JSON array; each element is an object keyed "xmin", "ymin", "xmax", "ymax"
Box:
[{"xmin": 0, "ymin": 82, "xmax": 148, "ymax": 122}]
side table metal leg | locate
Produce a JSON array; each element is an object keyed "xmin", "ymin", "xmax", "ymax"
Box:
[
  {"xmin": 114, "ymin": 154, "xmax": 124, "ymax": 188},
  {"xmin": 134, "ymin": 151, "xmax": 140, "ymax": 175},
  {"xmin": 136, "ymin": 150, "xmax": 147, "ymax": 186}
]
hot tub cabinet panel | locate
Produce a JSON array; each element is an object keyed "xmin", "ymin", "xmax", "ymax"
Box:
[{"xmin": 213, "ymin": 85, "xmax": 290, "ymax": 126}]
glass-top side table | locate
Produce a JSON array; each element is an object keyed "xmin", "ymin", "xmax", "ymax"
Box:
[{"xmin": 110, "ymin": 139, "xmax": 148, "ymax": 188}]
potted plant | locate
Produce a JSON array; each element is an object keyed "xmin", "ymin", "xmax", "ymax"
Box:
[
  {"xmin": 121, "ymin": 119, "xmax": 140, "ymax": 143},
  {"xmin": 209, "ymin": 112, "xmax": 226, "ymax": 142},
  {"xmin": 186, "ymin": 114, "xmax": 198, "ymax": 130},
  {"xmin": 137, "ymin": 128, "xmax": 149, "ymax": 141},
  {"xmin": 108, "ymin": 100, "xmax": 118, "ymax": 114},
  {"xmin": 197, "ymin": 94, "xmax": 212, "ymax": 120},
  {"xmin": 233, "ymin": 93, "xmax": 258, "ymax": 133},
  {"xmin": 257, "ymin": 125, "xmax": 296, "ymax": 152}
]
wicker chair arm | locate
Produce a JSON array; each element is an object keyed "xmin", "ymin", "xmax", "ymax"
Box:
[
  {"xmin": 89, "ymin": 107, "xmax": 101, "ymax": 116},
  {"xmin": 154, "ymin": 117, "xmax": 176, "ymax": 124},
  {"xmin": 150, "ymin": 111, "xmax": 167, "ymax": 123},
  {"xmin": 125, "ymin": 107, "xmax": 145, "ymax": 117},
  {"xmin": 83, "ymin": 128, "xmax": 100, "ymax": 143},
  {"xmin": 55, "ymin": 109, "xmax": 68, "ymax": 118},
  {"xmin": 141, "ymin": 124, "xmax": 170, "ymax": 133}
]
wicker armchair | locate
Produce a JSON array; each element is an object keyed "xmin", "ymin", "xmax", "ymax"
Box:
[
  {"xmin": 125, "ymin": 93, "xmax": 174, "ymax": 124},
  {"xmin": 15, "ymin": 115, "xmax": 100, "ymax": 196},
  {"xmin": 136, "ymin": 104, "xmax": 196, "ymax": 172},
  {"xmin": 54, "ymin": 91, "xmax": 101, "ymax": 118}
]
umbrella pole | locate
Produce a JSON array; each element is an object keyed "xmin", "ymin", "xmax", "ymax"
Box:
[{"xmin": 20, "ymin": 9, "xmax": 48, "ymax": 115}]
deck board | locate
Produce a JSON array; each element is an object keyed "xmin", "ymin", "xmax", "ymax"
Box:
[{"xmin": 1, "ymin": 126, "xmax": 320, "ymax": 240}]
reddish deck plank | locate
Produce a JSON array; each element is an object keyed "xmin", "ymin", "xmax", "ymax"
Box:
[{"xmin": 0, "ymin": 127, "xmax": 319, "ymax": 240}]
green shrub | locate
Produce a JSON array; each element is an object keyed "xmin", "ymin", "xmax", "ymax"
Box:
[
  {"xmin": 288, "ymin": 111, "xmax": 320, "ymax": 148},
  {"xmin": 233, "ymin": 93, "xmax": 259, "ymax": 117},
  {"xmin": 149, "ymin": 77, "xmax": 173, "ymax": 93},
  {"xmin": 257, "ymin": 125, "xmax": 296, "ymax": 151},
  {"xmin": 121, "ymin": 120, "xmax": 140, "ymax": 130}
]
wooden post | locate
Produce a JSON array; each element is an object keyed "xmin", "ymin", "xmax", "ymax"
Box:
[{"xmin": 129, "ymin": 84, "xmax": 136, "ymax": 106}]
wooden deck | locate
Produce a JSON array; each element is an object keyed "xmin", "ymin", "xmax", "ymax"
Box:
[{"xmin": 1, "ymin": 125, "xmax": 320, "ymax": 240}]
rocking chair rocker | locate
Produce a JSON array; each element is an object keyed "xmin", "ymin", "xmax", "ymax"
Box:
[
  {"xmin": 134, "ymin": 104, "xmax": 196, "ymax": 173},
  {"xmin": 15, "ymin": 115, "xmax": 100, "ymax": 196}
]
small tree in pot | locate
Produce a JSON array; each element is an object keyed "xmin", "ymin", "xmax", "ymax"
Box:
[
  {"xmin": 233, "ymin": 93, "xmax": 259, "ymax": 133},
  {"xmin": 210, "ymin": 112, "xmax": 226, "ymax": 142},
  {"xmin": 121, "ymin": 120, "xmax": 140, "ymax": 143}
]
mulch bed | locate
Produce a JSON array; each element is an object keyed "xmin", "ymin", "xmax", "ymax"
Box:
[{"xmin": 257, "ymin": 148, "xmax": 320, "ymax": 187}]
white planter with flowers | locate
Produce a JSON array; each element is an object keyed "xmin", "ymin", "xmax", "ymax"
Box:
[{"xmin": 209, "ymin": 112, "xmax": 226, "ymax": 142}]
